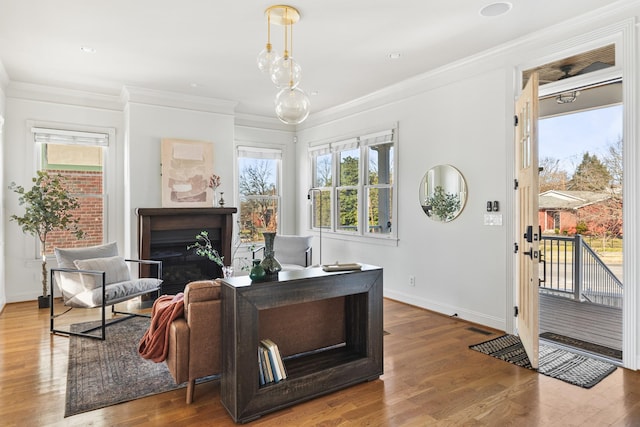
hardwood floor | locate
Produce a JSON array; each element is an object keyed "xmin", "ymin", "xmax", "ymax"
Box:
[{"xmin": 1, "ymin": 298, "xmax": 639, "ymax": 426}]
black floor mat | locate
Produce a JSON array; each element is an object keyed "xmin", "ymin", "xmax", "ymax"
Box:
[{"xmin": 539, "ymin": 332, "xmax": 622, "ymax": 360}]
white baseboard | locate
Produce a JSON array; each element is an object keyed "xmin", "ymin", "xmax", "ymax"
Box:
[{"xmin": 384, "ymin": 289, "xmax": 506, "ymax": 332}]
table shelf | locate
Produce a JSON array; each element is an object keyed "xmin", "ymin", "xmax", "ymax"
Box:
[{"xmin": 221, "ymin": 266, "xmax": 383, "ymax": 423}]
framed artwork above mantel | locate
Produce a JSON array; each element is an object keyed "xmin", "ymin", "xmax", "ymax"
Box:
[{"xmin": 161, "ymin": 138, "xmax": 214, "ymax": 207}]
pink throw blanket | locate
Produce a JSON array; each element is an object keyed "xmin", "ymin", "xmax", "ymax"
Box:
[{"xmin": 138, "ymin": 293, "xmax": 184, "ymax": 363}]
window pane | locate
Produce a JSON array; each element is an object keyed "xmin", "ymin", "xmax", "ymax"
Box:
[
  {"xmin": 42, "ymin": 143, "xmax": 104, "ymax": 253},
  {"xmin": 311, "ymin": 190, "xmax": 331, "ymax": 229},
  {"xmin": 239, "ymin": 158, "xmax": 278, "ymax": 196},
  {"xmin": 238, "ymin": 151, "xmax": 281, "ymax": 243},
  {"xmin": 338, "ymin": 148, "xmax": 359, "ymax": 186},
  {"xmin": 314, "ymin": 153, "xmax": 332, "ymax": 187},
  {"xmin": 338, "ymin": 189, "xmax": 358, "ymax": 232},
  {"xmin": 368, "ymin": 143, "xmax": 394, "ymax": 185},
  {"xmin": 367, "ymin": 187, "xmax": 393, "ymax": 234},
  {"xmin": 45, "ymin": 143, "xmax": 102, "ymax": 170},
  {"xmin": 238, "ymin": 197, "xmax": 279, "ymax": 242}
]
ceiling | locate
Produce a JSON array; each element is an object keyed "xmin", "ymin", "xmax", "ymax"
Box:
[{"xmin": 0, "ymin": 0, "xmax": 624, "ymax": 119}]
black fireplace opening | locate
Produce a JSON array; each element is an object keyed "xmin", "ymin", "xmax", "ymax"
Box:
[{"xmin": 151, "ymin": 228, "xmax": 223, "ymax": 294}]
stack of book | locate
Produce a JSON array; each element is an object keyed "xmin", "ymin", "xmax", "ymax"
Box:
[{"xmin": 258, "ymin": 338, "xmax": 287, "ymax": 386}]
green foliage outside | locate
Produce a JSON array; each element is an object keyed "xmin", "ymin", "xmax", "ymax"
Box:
[{"xmin": 569, "ymin": 152, "xmax": 613, "ymax": 191}]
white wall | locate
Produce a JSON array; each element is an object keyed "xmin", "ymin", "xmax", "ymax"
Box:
[
  {"xmin": 0, "ymin": 84, "xmax": 6, "ymax": 311},
  {"xmin": 295, "ymin": 4, "xmax": 640, "ymax": 345},
  {"xmin": 120, "ymin": 89, "xmax": 237, "ymax": 258},
  {"xmin": 3, "ymin": 95, "xmax": 123, "ymax": 302},
  {"xmin": 296, "ymin": 67, "xmax": 510, "ymax": 330}
]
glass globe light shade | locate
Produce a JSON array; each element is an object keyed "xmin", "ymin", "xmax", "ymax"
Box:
[
  {"xmin": 256, "ymin": 45, "xmax": 278, "ymax": 73},
  {"xmin": 274, "ymin": 87, "xmax": 311, "ymax": 125},
  {"xmin": 270, "ymin": 55, "xmax": 302, "ymax": 89}
]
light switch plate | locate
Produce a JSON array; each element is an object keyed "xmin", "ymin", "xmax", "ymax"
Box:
[{"xmin": 484, "ymin": 213, "xmax": 503, "ymax": 226}]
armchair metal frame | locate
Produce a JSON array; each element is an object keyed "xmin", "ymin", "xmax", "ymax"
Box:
[{"xmin": 50, "ymin": 259, "xmax": 162, "ymax": 340}]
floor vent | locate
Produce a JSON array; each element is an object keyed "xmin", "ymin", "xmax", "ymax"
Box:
[{"xmin": 467, "ymin": 327, "xmax": 493, "ymax": 336}]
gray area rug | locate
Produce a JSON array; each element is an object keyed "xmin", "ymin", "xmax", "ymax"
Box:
[
  {"xmin": 469, "ymin": 334, "xmax": 617, "ymax": 388},
  {"xmin": 66, "ymin": 317, "xmax": 185, "ymax": 417}
]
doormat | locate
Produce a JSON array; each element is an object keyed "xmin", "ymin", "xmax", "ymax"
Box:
[
  {"xmin": 65, "ymin": 317, "xmax": 216, "ymax": 417},
  {"xmin": 469, "ymin": 334, "xmax": 617, "ymax": 389},
  {"xmin": 539, "ymin": 332, "xmax": 622, "ymax": 360}
]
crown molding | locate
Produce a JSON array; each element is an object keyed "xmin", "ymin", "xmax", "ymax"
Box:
[
  {"xmin": 120, "ymin": 86, "xmax": 237, "ymax": 115},
  {"xmin": 301, "ymin": 0, "xmax": 640, "ymax": 129},
  {"xmin": 234, "ymin": 112, "xmax": 295, "ymax": 131},
  {"xmin": 6, "ymin": 81, "xmax": 122, "ymax": 110}
]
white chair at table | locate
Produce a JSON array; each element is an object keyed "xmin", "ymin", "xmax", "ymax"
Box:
[{"xmin": 253, "ymin": 235, "xmax": 313, "ymax": 271}]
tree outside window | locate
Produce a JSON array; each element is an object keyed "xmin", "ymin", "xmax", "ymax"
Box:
[
  {"xmin": 237, "ymin": 147, "xmax": 281, "ymax": 243},
  {"xmin": 309, "ymin": 128, "xmax": 396, "ymax": 239}
]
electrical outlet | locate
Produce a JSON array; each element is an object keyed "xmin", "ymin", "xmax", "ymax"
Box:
[{"xmin": 409, "ymin": 275, "xmax": 415, "ymax": 287}]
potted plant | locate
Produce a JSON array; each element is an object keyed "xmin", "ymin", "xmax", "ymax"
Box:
[{"xmin": 9, "ymin": 170, "xmax": 84, "ymax": 308}]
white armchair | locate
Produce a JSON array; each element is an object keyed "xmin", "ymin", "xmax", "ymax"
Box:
[
  {"xmin": 50, "ymin": 242, "xmax": 162, "ymax": 340},
  {"xmin": 253, "ymin": 235, "xmax": 313, "ymax": 271}
]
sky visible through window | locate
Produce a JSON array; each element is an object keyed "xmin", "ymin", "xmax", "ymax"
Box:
[{"xmin": 539, "ymin": 104, "xmax": 623, "ymax": 175}]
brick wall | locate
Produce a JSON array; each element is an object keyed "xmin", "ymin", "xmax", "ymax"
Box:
[{"xmin": 45, "ymin": 170, "xmax": 104, "ymax": 253}]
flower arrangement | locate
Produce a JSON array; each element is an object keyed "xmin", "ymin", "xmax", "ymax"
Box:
[
  {"xmin": 187, "ymin": 230, "xmax": 224, "ymax": 267},
  {"xmin": 208, "ymin": 174, "xmax": 221, "ymax": 190}
]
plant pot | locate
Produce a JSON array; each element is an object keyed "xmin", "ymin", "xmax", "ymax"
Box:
[{"xmin": 38, "ymin": 295, "xmax": 50, "ymax": 309}]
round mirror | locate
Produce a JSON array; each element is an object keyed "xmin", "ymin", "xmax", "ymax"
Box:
[{"xmin": 419, "ymin": 165, "xmax": 467, "ymax": 222}]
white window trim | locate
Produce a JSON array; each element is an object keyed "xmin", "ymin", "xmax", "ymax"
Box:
[
  {"xmin": 26, "ymin": 120, "xmax": 115, "ymax": 260},
  {"xmin": 309, "ymin": 126, "xmax": 398, "ymax": 243},
  {"xmin": 236, "ymin": 143, "xmax": 284, "ymax": 240}
]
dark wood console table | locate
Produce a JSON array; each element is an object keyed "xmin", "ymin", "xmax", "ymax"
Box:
[{"xmin": 220, "ymin": 265, "xmax": 383, "ymax": 423}]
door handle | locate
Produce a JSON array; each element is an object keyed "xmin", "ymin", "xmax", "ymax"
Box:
[
  {"xmin": 524, "ymin": 225, "xmax": 539, "ymax": 243},
  {"xmin": 523, "ymin": 248, "xmax": 539, "ymax": 260},
  {"xmin": 524, "ymin": 225, "xmax": 533, "ymax": 243}
]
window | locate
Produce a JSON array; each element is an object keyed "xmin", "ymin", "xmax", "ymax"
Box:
[
  {"xmin": 336, "ymin": 139, "xmax": 360, "ymax": 232},
  {"xmin": 365, "ymin": 133, "xmax": 394, "ymax": 234},
  {"xmin": 552, "ymin": 211, "xmax": 561, "ymax": 230},
  {"xmin": 33, "ymin": 127, "xmax": 108, "ymax": 253},
  {"xmin": 310, "ymin": 147, "xmax": 332, "ymax": 230},
  {"xmin": 310, "ymin": 128, "xmax": 396, "ymax": 239},
  {"xmin": 237, "ymin": 146, "xmax": 282, "ymax": 243}
]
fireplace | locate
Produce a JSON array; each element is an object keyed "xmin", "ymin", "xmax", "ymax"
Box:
[{"xmin": 137, "ymin": 208, "xmax": 236, "ymax": 294}]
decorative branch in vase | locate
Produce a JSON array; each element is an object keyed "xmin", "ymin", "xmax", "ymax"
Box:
[
  {"xmin": 188, "ymin": 230, "xmax": 234, "ymax": 278},
  {"xmin": 208, "ymin": 173, "xmax": 221, "ymax": 207}
]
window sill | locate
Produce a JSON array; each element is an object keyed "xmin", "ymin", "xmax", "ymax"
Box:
[{"xmin": 309, "ymin": 230, "xmax": 398, "ymax": 247}]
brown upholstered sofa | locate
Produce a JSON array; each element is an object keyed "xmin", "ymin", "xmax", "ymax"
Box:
[{"xmin": 165, "ymin": 279, "xmax": 345, "ymax": 403}]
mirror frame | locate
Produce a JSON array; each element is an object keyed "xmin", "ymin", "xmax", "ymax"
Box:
[{"xmin": 419, "ymin": 164, "xmax": 467, "ymax": 222}]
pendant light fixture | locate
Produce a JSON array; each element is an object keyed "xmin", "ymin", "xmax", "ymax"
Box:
[
  {"xmin": 256, "ymin": 10, "xmax": 277, "ymax": 73},
  {"xmin": 257, "ymin": 5, "xmax": 310, "ymax": 125}
]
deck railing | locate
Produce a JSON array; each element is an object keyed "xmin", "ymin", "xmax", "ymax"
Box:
[{"xmin": 539, "ymin": 234, "xmax": 623, "ymax": 307}]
